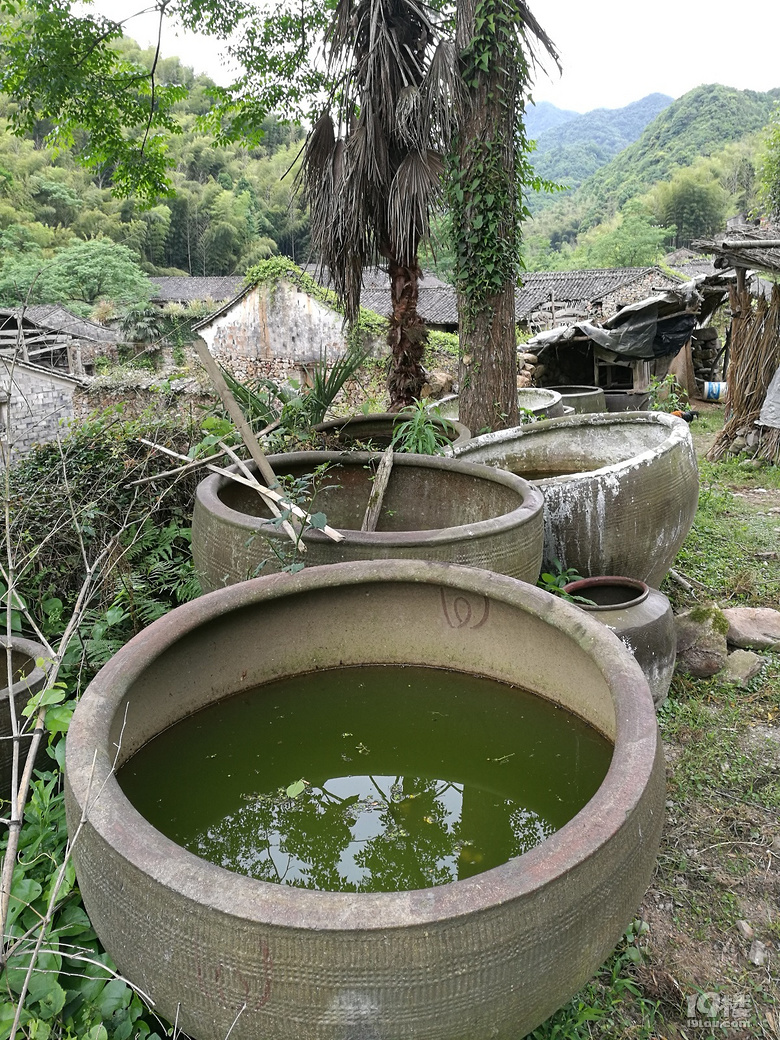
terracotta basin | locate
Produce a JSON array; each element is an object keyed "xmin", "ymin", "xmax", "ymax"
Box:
[
  {"xmin": 1, "ymin": 635, "xmax": 51, "ymax": 793},
  {"xmin": 454, "ymin": 411, "xmax": 699, "ymax": 587},
  {"xmin": 65, "ymin": 559, "xmax": 664, "ymax": 1040},
  {"xmin": 192, "ymin": 451, "xmax": 544, "ymax": 592},
  {"xmin": 313, "ymin": 412, "xmax": 472, "ymax": 448}
]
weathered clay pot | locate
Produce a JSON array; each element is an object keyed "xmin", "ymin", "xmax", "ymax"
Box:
[
  {"xmin": 563, "ymin": 577, "xmax": 676, "ymax": 708},
  {"xmin": 1, "ymin": 636, "xmax": 51, "ymax": 793},
  {"xmin": 313, "ymin": 412, "xmax": 471, "ymax": 448},
  {"xmin": 546, "ymin": 385, "xmax": 607, "ymax": 413},
  {"xmin": 453, "ymin": 411, "xmax": 699, "ymax": 587},
  {"xmin": 604, "ymin": 389, "xmax": 651, "ymax": 412},
  {"xmin": 432, "ymin": 389, "xmax": 564, "ymax": 421},
  {"xmin": 517, "ymin": 387, "xmax": 565, "ymax": 418},
  {"xmin": 192, "ymin": 451, "xmax": 544, "ymax": 592},
  {"xmin": 65, "ymin": 559, "xmax": 664, "ymax": 1040}
]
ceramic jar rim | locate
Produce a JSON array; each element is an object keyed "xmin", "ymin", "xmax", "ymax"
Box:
[{"xmin": 563, "ymin": 576, "xmax": 650, "ymax": 610}]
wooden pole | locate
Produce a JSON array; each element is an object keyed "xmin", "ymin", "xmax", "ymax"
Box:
[
  {"xmin": 361, "ymin": 447, "xmax": 394, "ymax": 532},
  {"xmin": 193, "ymin": 338, "xmax": 280, "ymax": 489}
]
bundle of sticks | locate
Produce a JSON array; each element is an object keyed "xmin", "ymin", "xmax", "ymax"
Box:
[{"xmin": 708, "ymin": 282, "xmax": 780, "ymax": 464}]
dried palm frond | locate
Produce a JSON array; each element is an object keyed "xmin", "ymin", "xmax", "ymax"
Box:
[
  {"xmin": 388, "ymin": 150, "xmax": 444, "ymax": 265},
  {"xmin": 516, "ymin": 0, "xmax": 561, "ymax": 71}
]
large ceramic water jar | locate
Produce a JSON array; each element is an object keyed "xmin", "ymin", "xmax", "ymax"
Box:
[
  {"xmin": 454, "ymin": 411, "xmax": 699, "ymax": 587},
  {"xmin": 1, "ymin": 635, "xmax": 51, "ymax": 793},
  {"xmin": 546, "ymin": 385, "xmax": 607, "ymax": 413},
  {"xmin": 65, "ymin": 559, "xmax": 664, "ymax": 1040},
  {"xmin": 192, "ymin": 451, "xmax": 544, "ymax": 592},
  {"xmin": 433, "ymin": 388, "xmax": 564, "ymax": 421},
  {"xmin": 313, "ymin": 412, "xmax": 471, "ymax": 448}
]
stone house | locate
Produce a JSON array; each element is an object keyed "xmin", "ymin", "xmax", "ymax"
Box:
[
  {"xmin": 0, "ymin": 304, "xmax": 119, "ymax": 375},
  {"xmin": 515, "ymin": 267, "xmax": 684, "ymax": 331},
  {"xmin": 0, "ymin": 356, "xmax": 84, "ymax": 459},
  {"xmin": 192, "ymin": 267, "xmax": 388, "ymax": 385},
  {"xmin": 149, "ymin": 276, "xmax": 245, "ymax": 308},
  {"xmin": 0, "ymin": 305, "xmax": 120, "ymax": 459}
]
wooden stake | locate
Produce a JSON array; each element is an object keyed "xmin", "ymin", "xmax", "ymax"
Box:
[
  {"xmin": 361, "ymin": 446, "xmax": 394, "ymax": 532},
  {"xmin": 193, "ymin": 338, "xmax": 280, "ymax": 489}
]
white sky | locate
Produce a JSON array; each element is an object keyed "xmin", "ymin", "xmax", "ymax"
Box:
[{"xmin": 84, "ymin": 0, "xmax": 780, "ymax": 115}]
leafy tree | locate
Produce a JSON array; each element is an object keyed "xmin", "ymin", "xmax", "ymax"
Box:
[
  {"xmin": 650, "ymin": 164, "xmax": 728, "ymax": 247},
  {"xmin": 450, "ymin": 0, "xmax": 557, "ymax": 432},
  {"xmin": 580, "ymin": 200, "xmax": 673, "ymax": 268},
  {"xmin": 758, "ymin": 104, "xmax": 780, "ymax": 220},
  {"xmin": 0, "ymin": 239, "xmax": 152, "ymax": 313},
  {"xmin": 0, "ymin": 1, "xmax": 189, "ymax": 203}
]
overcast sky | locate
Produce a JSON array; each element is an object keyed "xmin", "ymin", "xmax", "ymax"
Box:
[{"xmin": 85, "ymin": 0, "xmax": 780, "ymax": 115}]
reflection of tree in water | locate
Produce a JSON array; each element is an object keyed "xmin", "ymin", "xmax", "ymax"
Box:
[
  {"xmin": 353, "ymin": 776, "xmax": 460, "ymax": 891},
  {"xmin": 191, "ymin": 771, "xmax": 557, "ymax": 893},
  {"xmin": 507, "ymin": 806, "xmax": 555, "ymax": 859}
]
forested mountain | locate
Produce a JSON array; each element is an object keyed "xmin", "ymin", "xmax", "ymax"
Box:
[
  {"xmin": 525, "ymin": 100, "xmax": 580, "ymax": 137},
  {"xmin": 0, "ymin": 39, "xmax": 310, "ymax": 314},
  {"xmin": 575, "ymin": 84, "xmax": 779, "ymax": 219},
  {"xmin": 3, "ymin": 30, "xmax": 780, "ymax": 318},
  {"xmin": 529, "ymin": 93, "xmax": 673, "ymax": 202},
  {"xmin": 525, "ymin": 83, "xmax": 780, "ymax": 270}
]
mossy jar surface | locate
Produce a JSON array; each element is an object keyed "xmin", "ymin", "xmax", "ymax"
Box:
[
  {"xmin": 454, "ymin": 411, "xmax": 699, "ymax": 586},
  {"xmin": 192, "ymin": 451, "xmax": 544, "ymax": 592},
  {"xmin": 65, "ymin": 560, "xmax": 664, "ymax": 1040}
]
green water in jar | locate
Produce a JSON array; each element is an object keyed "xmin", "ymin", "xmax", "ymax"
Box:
[{"xmin": 119, "ymin": 666, "xmax": 612, "ymax": 893}]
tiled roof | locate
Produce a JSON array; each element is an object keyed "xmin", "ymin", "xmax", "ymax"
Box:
[
  {"xmin": 514, "ymin": 267, "xmax": 682, "ymax": 317},
  {"xmin": 150, "ymin": 276, "xmax": 245, "ymax": 302},
  {"xmin": 0, "ymin": 304, "xmax": 117, "ymax": 342}
]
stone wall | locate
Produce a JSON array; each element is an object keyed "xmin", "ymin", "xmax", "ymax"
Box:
[
  {"xmin": 196, "ymin": 280, "xmax": 386, "ymax": 383},
  {"xmin": 0, "ymin": 359, "xmax": 81, "ymax": 460},
  {"xmin": 73, "ymin": 377, "xmax": 215, "ymax": 426}
]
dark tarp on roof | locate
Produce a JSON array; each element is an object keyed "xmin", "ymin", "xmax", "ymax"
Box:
[{"xmin": 527, "ymin": 281, "xmax": 703, "ymax": 362}]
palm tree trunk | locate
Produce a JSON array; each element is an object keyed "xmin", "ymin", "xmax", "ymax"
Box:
[{"xmin": 387, "ymin": 258, "xmax": 427, "ymax": 410}]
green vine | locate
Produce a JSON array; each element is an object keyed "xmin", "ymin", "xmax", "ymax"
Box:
[{"xmin": 447, "ymin": 0, "xmax": 555, "ymax": 333}]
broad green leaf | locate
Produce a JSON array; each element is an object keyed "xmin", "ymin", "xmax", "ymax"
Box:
[
  {"xmin": 44, "ymin": 703, "xmax": 74, "ymax": 735},
  {"xmin": 7, "ymin": 877, "xmax": 42, "ymax": 926},
  {"xmin": 94, "ymin": 977, "xmax": 132, "ymax": 1019},
  {"xmin": 28, "ymin": 976, "xmax": 66, "ymax": 1020}
]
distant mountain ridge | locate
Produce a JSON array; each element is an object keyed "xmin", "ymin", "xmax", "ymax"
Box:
[
  {"xmin": 525, "ymin": 83, "xmax": 780, "ymax": 269},
  {"xmin": 528, "ymin": 93, "xmax": 674, "ymax": 206},
  {"xmin": 570, "ymin": 83, "xmax": 780, "ymax": 225},
  {"xmin": 525, "ymin": 100, "xmax": 580, "ymax": 137}
]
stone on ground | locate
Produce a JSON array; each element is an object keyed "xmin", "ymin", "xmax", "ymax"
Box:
[
  {"xmin": 724, "ymin": 649, "xmax": 764, "ymax": 685},
  {"xmin": 674, "ymin": 606, "xmax": 729, "ymax": 678},
  {"xmin": 722, "ymin": 606, "xmax": 780, "ymax": 650}
]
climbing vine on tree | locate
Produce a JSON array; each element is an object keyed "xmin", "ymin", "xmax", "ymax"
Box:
[{"xmin": 450, "ymin": 0, "xmax": 557, "ymax": 434}]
